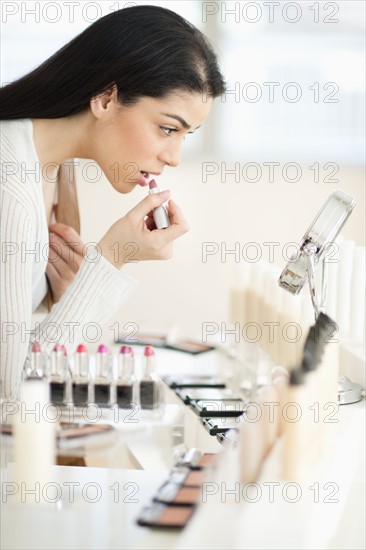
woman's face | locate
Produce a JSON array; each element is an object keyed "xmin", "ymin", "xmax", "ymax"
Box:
[{"xmin": 88, "ymin": 90, "xmax": 213, "ymax": 192}]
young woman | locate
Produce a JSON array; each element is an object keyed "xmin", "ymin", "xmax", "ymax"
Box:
[{"xmin": 0, "ymin": 5, "xmax": 225, "ymax": 400}]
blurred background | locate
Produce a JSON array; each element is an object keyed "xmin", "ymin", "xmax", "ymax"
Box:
[{"xmin": 2, "ymin": 0, "xmax": 365, "ymax": 341}]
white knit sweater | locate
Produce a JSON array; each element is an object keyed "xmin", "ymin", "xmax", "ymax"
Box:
[{"xmin": 0, "ymin": 119, "xmax": 138, "ymax": 400}]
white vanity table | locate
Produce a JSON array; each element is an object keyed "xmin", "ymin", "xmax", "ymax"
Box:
[{"xmin": 1, "ymin": 348, "xmax": 364, "ymax": 550}]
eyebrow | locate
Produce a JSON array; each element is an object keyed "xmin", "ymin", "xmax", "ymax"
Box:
[{"xmin": 162, "ymin": 113, "xmax": 201, "ymax": 131}]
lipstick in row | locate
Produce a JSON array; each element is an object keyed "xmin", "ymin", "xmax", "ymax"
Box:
[{"xmin": 26, "ymin": 342, "xmax": 162, "ymax": 410}]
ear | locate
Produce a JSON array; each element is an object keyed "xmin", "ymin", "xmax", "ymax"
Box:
[{"xmin": 90, "ymin": 84, "xmax": 119, "ymax": 119}]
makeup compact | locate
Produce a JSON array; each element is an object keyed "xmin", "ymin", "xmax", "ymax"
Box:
[
  {"xmin": 216, "ymin": 432, "xmax": 229, "ymax": 444},
  {"xmin": 163, "ymin": 375, "xmax": 226, "ymax": 389},
  {"xmin": 137, "ymin": 503, "xmax": 194, "ymax": 529},
  {"xmin": 175, "ymin": 449, "xmax": 216, "ymax": 470},
  {"xmin": 154, "ymin": 482, "xmax": 201, "ymax": 506},
  {"xmin": 169, "ymin": 467, "xmax": 208, "ymax": 487},
  {"xmin": 193, "ymin": 399, "xmax": 246, "ymax": 417},
  {"xmin": 176, "ymin": 388, "xmax": 238, "ymax": 405},
  {"xmin": 202, "ymin": 416, "xmax": 244, "ymax": 436},
  {"xmin": 136, "ymin": 449, "xmax": 217, "ymax": 530}
]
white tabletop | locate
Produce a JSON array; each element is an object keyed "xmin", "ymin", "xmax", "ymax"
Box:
[{"xmin": 1, "ymin": 348, "xmax": 365, "ymax": 549}]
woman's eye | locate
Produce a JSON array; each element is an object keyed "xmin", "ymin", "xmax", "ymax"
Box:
[{"xmin": 161, "ymin": 126, "xmax": 178, "ymax": 136}]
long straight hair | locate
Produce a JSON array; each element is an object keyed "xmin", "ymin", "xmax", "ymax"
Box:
[{"xmin": 0, "ymin": 5, "xmax": 225, "ymax": 119}]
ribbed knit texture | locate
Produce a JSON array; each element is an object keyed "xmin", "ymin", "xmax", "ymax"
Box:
[{"xmin": 1, "ymin": 119, "xmax": 138, "ymax": 400}]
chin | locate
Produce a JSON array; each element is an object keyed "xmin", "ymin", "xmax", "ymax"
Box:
[
  {"xmin": 118, "ymin": 182, "xmax": 137, "ymax": 194},
  {"xmin": 108, "ymin": 178, "xmax": 136, "ymax": 194}
]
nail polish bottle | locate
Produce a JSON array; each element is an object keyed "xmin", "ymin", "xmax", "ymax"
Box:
[
  {"xmin": 49, "ymin": 343, "xmax": 67, "ymax": 406},
  {"xmin": 139, "ymin": 346, "xmax": 162, "ymax": 410},
  {"xmin": 115, "ymin": 345, "xmax": 135, "ymax": 408},
  {"xmin": 72, "ymin": 344, "xmax": 90, "ymax": 407},
  {"xmin": 93, "ymin": 344, "xmax": 112, "ymax": 407}
]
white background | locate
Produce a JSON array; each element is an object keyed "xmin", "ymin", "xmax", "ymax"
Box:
[{"xmin": 1, "ymin": 0, "xmax": 365, "ymax": 340}]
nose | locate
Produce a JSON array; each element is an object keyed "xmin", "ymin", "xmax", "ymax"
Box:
[{"xmin": 158, "ymin": 141, "xmax": 181, "ymax": 168}]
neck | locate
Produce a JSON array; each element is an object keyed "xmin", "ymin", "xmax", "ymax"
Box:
[{"xmin": 31, "ymin": 112, "xmax": 91, "ymax": 169}]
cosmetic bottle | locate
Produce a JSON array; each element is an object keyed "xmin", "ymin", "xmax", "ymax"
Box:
[
  {"xmin": 350, "ymin": 246, "xmax": 365, "ymax": 344},
  {"xmin": 49, "ymin": 343, "xmax": 67, "ymax": 406},
  {"xmin": 256, "ymin": 384, "xmax": 280, "ymax": 458},
  {"xmin": 311, "ymin": 314, "xmax": 339, "ymax": 457},
  {"xmin": 93, "ymin": 344, "xmax": 112, "ymax": 407},
  {"xmin": 115, "ymin": 345, "xmax": 135, "ymax": 408},
  {"xmin": 271, "ymin": 365, "xmax": 289, "ymax": 437},
  {"xmin": 277, "ymin": 291, "xmax": 302, "ymax": 370},
  {"xmin": 72, "ymin": 344, "xmax": 90, "ymax": 407},
  {"xmin": 282, "ymin": 368, "xmax": 310, "ymax": 481},
  {"xmin": 139, "ymin": 345, "xmax": 162, "ymax": 410},
  {"xmin": 14, "ymin": 342, "xmax": 55, "ymax": 495},
  {"xmin": 337, "ymin": 238, "xmax": 355, "ymax": 339},
  {"xmin": 149, "ymin": 179, "xmax": 170, "ymax": 229},
  {"xmin": 239, "ymin": 400, "xmax": 266, "ymax": 484}
]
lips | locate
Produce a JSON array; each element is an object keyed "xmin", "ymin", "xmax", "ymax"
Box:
[
  {"xmin": 138, "ymin": 172, "xmax": 149, "ymax": 187},
  {"xmin": 137, "ymin": 171, "xmax": 162, "ymax": 187}
]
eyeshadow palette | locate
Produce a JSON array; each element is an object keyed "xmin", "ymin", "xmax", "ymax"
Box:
[
  {"xmin": 154, "ymin": 482, "xmax": 201, "ymax": 506},
  {"xmin": 169, "ymin": 467, "xmax": 208, "ymax": 487},
  {"xmin": 192, "ymin": 399, "xmax": 246, "ymax": 417},
  {"xmin": 176, "ymin": 387, "xmax": 238, "ymax": 405},
  {"xmin": 136, "ymin": 448, "xmax": 218, "ymax": 530},
  {"xmin": 162, "ymin": 375, "xmax": 226, "ymax": 389},
  {"xmin": 216, "ymin": 432, "xmax": 229, "ymax": 444},
  {"xmin": 175, "ymin": 449, "xmax": 216, "ymax": 470},
  {"xmin": 137, "ymin": 503, "xmax": 194, "ymax": 528},
  {"xmin": 202, "ymin": 417, "xmax": 244, "ymax": 435}
]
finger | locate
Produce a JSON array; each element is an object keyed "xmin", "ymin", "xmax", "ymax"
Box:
[
  {"xmin": 49, "ymin": 233, "xmax": 84, "ymax": 270},
  {"xmin": 47, "ymin": 250, "xmax": 76, "ymax": 282},
  {"xmin": 48, "ymin": 236, "xmax": 83, "ymax": 273},
  {"xmin": 128, "ymin": 190, "xmax": 171, "ymax": 221},
  {"xmin": 48, "ymin": 223, "xmax": 85, "ymax": 256},
  {"xmin": 145, "ymin": 217, "xmax": 156, "ymax": 231},
  {"xmin": 46, "ymin": 261, "xmax": 60, "ymax": 283},
  {"xmin": 144, "ymin": 200, "xmax": 189, "ymax": 244},
  {"xmin": 164, "ymin": 199, "xmax": 190, "ymax": 235}
]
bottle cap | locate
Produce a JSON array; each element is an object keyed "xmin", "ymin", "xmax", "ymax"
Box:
[
  {"xmin": 53, "ymin": 343, "xmax": 67, "ymax": 355},
  {"xmin": 60, "ymin": 344, "xmax": 67, "ymax": 356},
  {"xmin": 31, "ymin": 341, "xmax": 42, "ymax": 353},
  {"xmin": 144, "ymin": 345, "xmax": 155, "ymax": 357},
  {"xmin": 97, "ymin": 344, "xmax": 109, "ymax": 354},
  {"xmin": 76, "ymin": 344, "xmax": 87, "ymax": 353}
]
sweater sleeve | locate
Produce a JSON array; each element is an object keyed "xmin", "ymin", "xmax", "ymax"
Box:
[
  {"xmin": 0, "ymin": 189, "xmax": 138, "ymax": 400},
  {"xmin": 1, "ymin": 190, "xmax": 34, "ymax": 400},
  {"xmin": 32, "ymin": 247, "xmax": 139, "ymax": 361}
]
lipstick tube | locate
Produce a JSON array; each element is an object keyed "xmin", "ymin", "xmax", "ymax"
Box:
[
  {"xmin": 93, "ymin": 344, "xmax": 112, "ymax": 407},
  {"xmin": 139, "ymin": 345, "xmax": 162, "ymax": 409},
  {"xmin": 72, "ymin": 344, "xmax": 90, "ymax": 407},
  {"xmin": 115, "ymin": 345, "xmax": 135, "ymax": 408},
  {"xmin": 49, "ymin": 343, "xmax": 67, "ymax": 406},
  {"xmin": 27, "ymin": 341, "xmax": 47, "ymax": 379},
  {"xmin": 149, "ymin": 179, "xmax": 170, "ymax": 229}
]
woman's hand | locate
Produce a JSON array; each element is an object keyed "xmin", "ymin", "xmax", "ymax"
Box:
[
  {"xmin": 46, "ymin": 223, "xmax": 85, "ymax": 304},
  {"xmin": 98, "ymin": 191, "xmax": 189, "ymax": 268}
]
